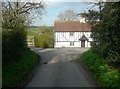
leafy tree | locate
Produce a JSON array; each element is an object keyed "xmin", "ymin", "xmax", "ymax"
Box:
[
  {"xmin": 79, "ymin": 2, "xmax": 104, "ymax": 22},
  {"xmin": 91, "ymin": 2, "xmax": 120, "ymax": 66},
  {"xmin": 81, "ymin": 10, "xmax": 100, "ymax": 22},
  {"xmin": 81, "ymin": 2, "xmax": 120, "ymax": 67}
]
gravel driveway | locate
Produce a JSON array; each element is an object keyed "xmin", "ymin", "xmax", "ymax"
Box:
[{"xmin": 26, "ymin": 47, "xmax": 97, "ymax": 87}]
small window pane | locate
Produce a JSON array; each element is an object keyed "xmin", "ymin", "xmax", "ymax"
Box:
[
  {"xmin": 70, "ymin": 32, "xmax": 74, "ymax": 36},
  {"xmin": 70, "ymin": 42, "xmax": 74, "ymax": 46}
]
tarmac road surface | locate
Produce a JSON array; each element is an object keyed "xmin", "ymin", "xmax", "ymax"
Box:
[{"xmin": 26, "ymin": 47, "xmax": 97, "ymax": 87}]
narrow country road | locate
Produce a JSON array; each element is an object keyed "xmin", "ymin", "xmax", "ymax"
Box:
[{"xmin": 26, "ymin": 47, "xmax": 97, "ymax": 87}]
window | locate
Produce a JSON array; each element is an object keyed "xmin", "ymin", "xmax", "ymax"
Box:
[
  {"xmin": 70, "ymin": 42, "xmax": 74, "ymax": 46},
  {"xmin": 70, "ymin": 32, "xmax": 74, "ymax": 36}
]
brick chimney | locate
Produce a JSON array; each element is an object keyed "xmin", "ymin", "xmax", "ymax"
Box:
[{"xmin": 77, "ymin": 13, "xmax": 86, "ymax": 23}]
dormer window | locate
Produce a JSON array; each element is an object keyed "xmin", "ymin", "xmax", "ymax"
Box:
[{"xmin": 70, "ymin": 32, "xmax": 74, "ymax": 36}]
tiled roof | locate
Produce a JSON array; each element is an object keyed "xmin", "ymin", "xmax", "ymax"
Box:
[{"xmin": 54, "ymin": 21, "xmax": 91, "ymax": 32}]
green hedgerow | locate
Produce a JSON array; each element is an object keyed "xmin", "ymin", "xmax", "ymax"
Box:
[
  {"xmin": 98, "ymin": 70, "xmax": 119, "ymax": 87},
  {"xmin": 81, "ymin": 50, "xmax": 120, "ymax": 88},
  {"xmin": 2, "ymin": 50, "xmax": 38, "ymax": 87}
]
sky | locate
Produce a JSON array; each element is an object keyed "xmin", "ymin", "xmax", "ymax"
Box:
[{"xmin": 33, "ymin": 2, "xmax": 93, "ymax": 26}]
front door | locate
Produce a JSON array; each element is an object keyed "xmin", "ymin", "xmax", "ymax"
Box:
[{"xmin": 81, "ymin": 40, "xmax": 85, "ymax": 47}]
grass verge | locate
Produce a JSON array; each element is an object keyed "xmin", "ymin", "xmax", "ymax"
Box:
[
  {"xmin": 81, "ymin": 50, "xmax": 120, "ymax": 88},
  {"xmin": 3, "ymin": 49, "xmax": 38, "ymax": 88}
]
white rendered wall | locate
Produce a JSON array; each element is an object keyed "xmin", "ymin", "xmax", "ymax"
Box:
[
  {"xmin": 54, "ymin": 32, "xmax": 92, "ymax": 48},
  {"xmin": 54, "ymin": 42, "xmax": 80, "ymax": 48},
  {"xmin": 54, "ymin": 41, "xmax": 91, "ymax": 48}
]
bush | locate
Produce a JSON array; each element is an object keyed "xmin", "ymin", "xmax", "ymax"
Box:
[
  {"xmin": 98, "ymin": 70, "xmax": 119, "ymax": 87},
  {"xmin": 89, "ymin": 58, "xmax": 104, "ymax": 72},
  {"xmin": 81, "ymin": 50, "xmax": 120, "ymax": 88},
  {"xmin": 2, "ymin": 50, "xmax": 38, "ymax": 87},
  {"xmin": 81, "ymin": 50, "xmax": 100, "ymax": 68},
  {"xmin": 2, "ymin": 27, "xmax": 27, "ymax": 65},
  {"xmin": 34, "ymin": 33, "xmax": 53, "ymax": 48}
]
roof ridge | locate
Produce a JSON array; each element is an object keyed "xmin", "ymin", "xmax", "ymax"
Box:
[{"xmin": 54, "ymin": 21, "xmax": 80, "ymax": 22}]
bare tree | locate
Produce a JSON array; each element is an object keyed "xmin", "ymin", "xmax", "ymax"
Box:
[
  {"xmin": 2, "ymin": 1, "xmax": 45, "ymax": 27},
  {"xmin": 57, "ymin": 10, "xmax": 78, "ymax": 21}
]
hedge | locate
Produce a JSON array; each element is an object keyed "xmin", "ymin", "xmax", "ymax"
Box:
[
  {"xmin": 2, "ymin": 50, "xmax": 38, "ymax": 88},
  {"xmin": 81, "ymin": 50, "xmax": 120, "ymax": 88}
]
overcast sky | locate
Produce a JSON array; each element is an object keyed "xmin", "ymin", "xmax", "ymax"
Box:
[{"xmin": 33, "ymin": 2, "xmax": 93, "ymax": 26}]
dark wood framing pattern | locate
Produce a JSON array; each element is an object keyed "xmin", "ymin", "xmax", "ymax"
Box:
[{"xmin": 55, "ymin": 32, "xmax": 91, "ymax": 42}]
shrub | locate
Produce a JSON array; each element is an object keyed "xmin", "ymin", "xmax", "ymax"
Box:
[
  {"xmin": 2, "ymin": 50, "xmax": 38, "ymax": 87},
  {"xmin": 2, "ymin": 27, "xmax": 27, "ymax": 65},
  {"xmin": 98, "ymin": 70, "xmax": 119, "ymax": 87},
  {"xmin": 89, "ymin": 58, "xmax": 104, "ymax": 72},
  {"xmin": 81, "ymin": 50, "xmax": 100, "ymax": 68},
  {"xmin": 81, "ymin": 50, "xmax": 120, "ymax": 88},
  {"xmin": 34, "ymin": 33, "xmax": 53, "ymax": 48}
]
